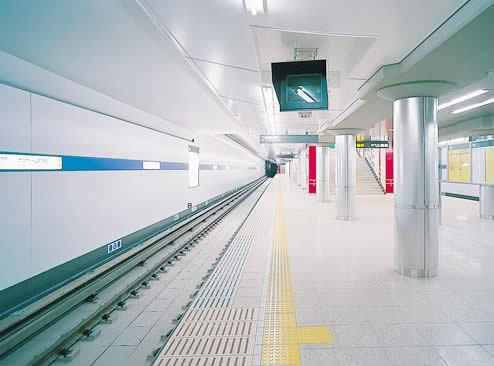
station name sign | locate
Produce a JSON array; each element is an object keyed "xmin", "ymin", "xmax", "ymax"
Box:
[
  {"xmin": 260, "ymin": 135, "xmax": 319, "ymax": 144},
  {"xmin": 356, "ymin": 140, "xmax": 389, "ymax": 149},
  {"xmin": 276, "ymin": 154, "xmax": 298, "ymax": 159}
]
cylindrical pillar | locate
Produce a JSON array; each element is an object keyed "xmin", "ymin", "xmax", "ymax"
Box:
[
  {"xmin": 335, "ymin": 135, "xmax": 356, "ymax": 220},
  {"xmin": 480, "ymin": 185, "xmax": 494, "ymax": 220},
  {"xmin": 394, "ymin": 97, "xmax": 439, "ymax": 278},
  {"xmin": 317, "ymin": 146, "xmax": 330, "ymax": 202}
]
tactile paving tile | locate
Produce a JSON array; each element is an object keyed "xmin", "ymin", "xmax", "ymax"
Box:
[
  {"xmin": 297, "ymin": 326, "xmax": 334, "ymax": 344},
  {"xmin": 154, "ymin": 181, "xmax": 286, "ymax": 365},
  {"xmin": 184, "ymin": 308, "xmax": 259, "ymax": 322},
  {"xmin": 162, "ymin": 336, "xmax": 254, "ymax": 357},
  {"xmin": 175, "ymin": 320, "xmax": 257, "ymax": 337},
  {"xmin": 156, "ymin": 355, "xmax": 251, "ymax": 366}
]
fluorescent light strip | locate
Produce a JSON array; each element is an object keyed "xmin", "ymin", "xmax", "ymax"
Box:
[
  {"xmin": 244, "ymin": 0, "xmax": 264, "ymax": 15},
  {"xmin": 296, "ymin": 88, "xmax": 316, "ymax": 103},
  {"xmin": 451, "ymin": 97, "xmax": 494, "ymax": 114},
  {"xmin": 262, "ymin": 86, "xmax": 277, "ymax": 134},
  {"xmin": 438, "ymin": 89, "xmax": 489, "ymax": 110}
]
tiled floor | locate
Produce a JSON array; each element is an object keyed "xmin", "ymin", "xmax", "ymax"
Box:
[
  {"xmin": 284, "ymin": 174, "xmax": 494, "ymax": 366},
  {"xmin": 154, "ymin": 175, "xmax": 494, "ymax": 366}
]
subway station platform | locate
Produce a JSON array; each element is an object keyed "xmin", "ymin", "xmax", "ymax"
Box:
[{"xmin": 153, "ymin": 175, "xmax": 494, "ymax": 366}]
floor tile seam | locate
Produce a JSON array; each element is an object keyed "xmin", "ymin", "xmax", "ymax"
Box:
[{"xmin": 454, "ymin": 321, "xmax": 488, "ymax": 346}]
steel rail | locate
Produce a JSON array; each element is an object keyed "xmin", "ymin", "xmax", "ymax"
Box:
[{"xmin": 0, "ymin": 177, "xmax": 268, "ymax": 364}]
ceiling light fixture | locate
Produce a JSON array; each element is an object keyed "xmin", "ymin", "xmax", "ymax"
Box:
[
  {"xmin": 451, "ymin": 97, "xmax": 494, "ymax": 114},
  {"xmin": 438, "ymin": 89, "xmax": 489, "ymax": 110},
  {"xmin": 262, "ymin": 86, "xmax": 276, "ymax": 134},
  {"xmin": 296, "ymin": 87, "xmax": 316, "ymax": 103},
  {"xmin": 244, "ymin": 0, "xmax": 265, "ymax": 16}
]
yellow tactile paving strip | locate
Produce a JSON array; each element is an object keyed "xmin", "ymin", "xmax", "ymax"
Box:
[{"xmin": 261, "ymin": 184, "xmax": 333, "ymax": 365}]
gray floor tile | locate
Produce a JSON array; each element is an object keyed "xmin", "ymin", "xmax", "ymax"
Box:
[
  {"xmin": 231, "ymin": 296, "xmax": 261, "ymax": 307},
  {"xmin": 458, "ymin": 322, "xmax": 494, "ymax": 344},
  {"xmin": 389, "ymin": 291, "xmax": 432, "ymax": 306},
  {"xmin": 438, "ymin": 305, "xmax": 492, "ymax": 322},
  {"xmin": 363, "ymin": 306, "xmax": 410, "ymax": 324},
  {"xmin": 332, "ymin": 324, "xmax": 381, "ymax": 347},
  {"xmin": 334, "ymin": 347, "xmax": 392, "ymax": 366},
  {"xmin": 415, "ymin": 323, "xmax": 476, "ymax": 346},
  {"xmin": 384, "ymin": 346, "xmax": 446, "ymax": 366},
  {"xmin": 401, "ymin": 305, "xmax": 451, "ymax": 323},
  {"xmin": 434, "ymin": 345, "xmax": 494, "ymax": 365},
  {"xmin": 129, "ymin": 311, "xmax": 163, "ymax": 328},
  {"xmin": 235, "ymin": 286, "xmax": 262, "ymax": 297},
  {"xmin": 300, "ymin": 348, "xmax": 339, "ymax": 365},
  {"xmin": 483, "ymin": 344, "xmax": 494, "ymax": 356},
  {"xmin": 92, "ymin": 345, "xmax": 135, "ymax": 366},
  {"xmin": 325, "ymin": 306, "xmax": 367, "ymax": 324},
  {"xmin": 319, "ymin": 292, "xmax": 358, "ymax": 307},
  {"xmin": 373, "ymin": 323, "xmax": 429, "ymax": 347},
  {"xmin": 354, "ymin": 291, "xmax": 395, "ymax": 307},
  {"xmin": 113, "ymin": 327, "xmax": 149, "ymax": 346},
  {"xmin": 296, "ymin": 307, "xmax": 326, "ymax": 326}
]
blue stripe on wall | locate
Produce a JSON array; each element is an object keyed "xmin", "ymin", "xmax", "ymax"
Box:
[
  {"xmin": 63, "ymin": 156, "xmax": 144, "ymax": 171},
  {"xmin": 0, "ymin": 151, "xmax": 240, "ymax": 172}
]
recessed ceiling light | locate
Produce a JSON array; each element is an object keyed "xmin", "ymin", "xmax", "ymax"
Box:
[
  {"xmin": 451, "ymin": 97, "xmax": 494, "ymax": 114},
  {"xmin": 296, "ymin": 87, "xmax": 316, "ymax": 103},
  {"xmin": 244, "ymin": 0, "xmax": 265, "ymax": 16},
  {"xmin": 438, "ymin": 89, "xmax": 489, "ymax": 110}
]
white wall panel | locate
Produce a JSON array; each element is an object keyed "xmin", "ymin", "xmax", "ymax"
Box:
[
  {"xmin": 30, "ymin": 171, "xmax": 186, "ymax": 275},
  {"xmin": 31, "ymin": 94, "xmax": 188, "ymax": 162},
  {"xmin": 2, "ymin": 84, "xmax": 264, "ymax": 288},
  {"xmin": 0, "ymin": 83, "xmax": 31, "ymax": 152},
  {"xmin": 472, "ymin": 147, "xmax": 486, "ymax": 183},
  {"xmin": 0, "ymin": 174, "xmax": 31, "ymax": 290}
]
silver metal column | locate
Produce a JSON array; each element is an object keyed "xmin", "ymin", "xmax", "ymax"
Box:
[
  {"xmin": 335, "ymin": 135, "xmax": 356, "ymax": 220},
  {"xmin": 394, "ymin": 97, "xmax": 439, "ymax": 278},
  {"xmin": 317, "ymin": 146, "xmax": 330, "ymax": 202},
  {"xmin": 480, "ymin": 185, "xmax": 494, "ymax": 220}
]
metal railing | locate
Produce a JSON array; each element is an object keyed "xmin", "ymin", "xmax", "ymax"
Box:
[{"xmin": 439, "ymin": 180, "xmax": 494, "ymax": 220}]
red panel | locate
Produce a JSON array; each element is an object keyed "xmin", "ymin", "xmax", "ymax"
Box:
[
  {"xmin": 385, "ymin": 151, "xmax": 394, "ymax": 193},
  {"xmin": 308, "ymin": 145, "xmax": 316, "ymax": 194}
]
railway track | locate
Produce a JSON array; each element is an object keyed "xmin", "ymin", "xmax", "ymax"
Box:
[{"xmin": 0, "ymin": 177, "xmax": 269, "ymax": 365}]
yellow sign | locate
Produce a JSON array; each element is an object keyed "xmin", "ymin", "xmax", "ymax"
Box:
[
  {"xmin": 487, "ymin": 148, "xmax": 494, "ymax": 183},
  {"xmin": 448, "ymin": 148, "xmax": 471, "ymax": 183}
]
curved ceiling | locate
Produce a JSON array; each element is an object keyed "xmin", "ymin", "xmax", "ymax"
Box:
[{"xmin": 0, "ymin": 0, "xmax": 493, "ymax": 157}]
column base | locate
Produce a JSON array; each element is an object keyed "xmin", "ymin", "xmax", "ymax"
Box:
[
  {"xmin": 480, "ymin": 214, "xmax": 494, "ymax": 220},
  {"xmin": 394, "ymin": 264, "xmax": 437, "ymax": 278},
  {"xmin": 336, "ymin": 216, "xmax": 352, "ymax": 221}
]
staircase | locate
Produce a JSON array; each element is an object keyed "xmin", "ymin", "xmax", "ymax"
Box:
[
  {"xmin": 326, "ymin": 152, "xmax": 385, "ymax": 195},
  {"xmin": 356, "ymin": 156, "xmax": 386, "ymax": 195}
]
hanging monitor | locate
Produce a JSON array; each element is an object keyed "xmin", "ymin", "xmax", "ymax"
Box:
[{"xmin": 271, "ymin": 59, "xmax": 328, "ymax": 112}]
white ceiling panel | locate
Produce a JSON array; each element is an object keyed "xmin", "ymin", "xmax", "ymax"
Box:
[
  {"xmin": 145, "ymin": 0, "xmax": 259, "ymax": 70},
  {"xmin": 438, "ymin": 75, "xmax": 494, "ymax": 128},
  {"xmin": 250, "ymin": 0, "xmax": 465, "ymax": 79},
  {"xmin": 253, "ymin": 27, "xmax": 376, "ymax": 77},
  {"xmin": 0, "ymin": 0, "xmax": 244, "ymax": 134},
  {"xmin": 195, "ymin": 59, "xmax": 264, "ymax": 104}
]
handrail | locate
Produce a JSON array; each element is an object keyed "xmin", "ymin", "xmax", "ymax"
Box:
[
  {"xmin": 363, "ymin": 156, "xmax": 386, "ymax": 193},
  {"xmin": 439, "ymin": 180, "xmax": 494, "ymax": 187}
]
